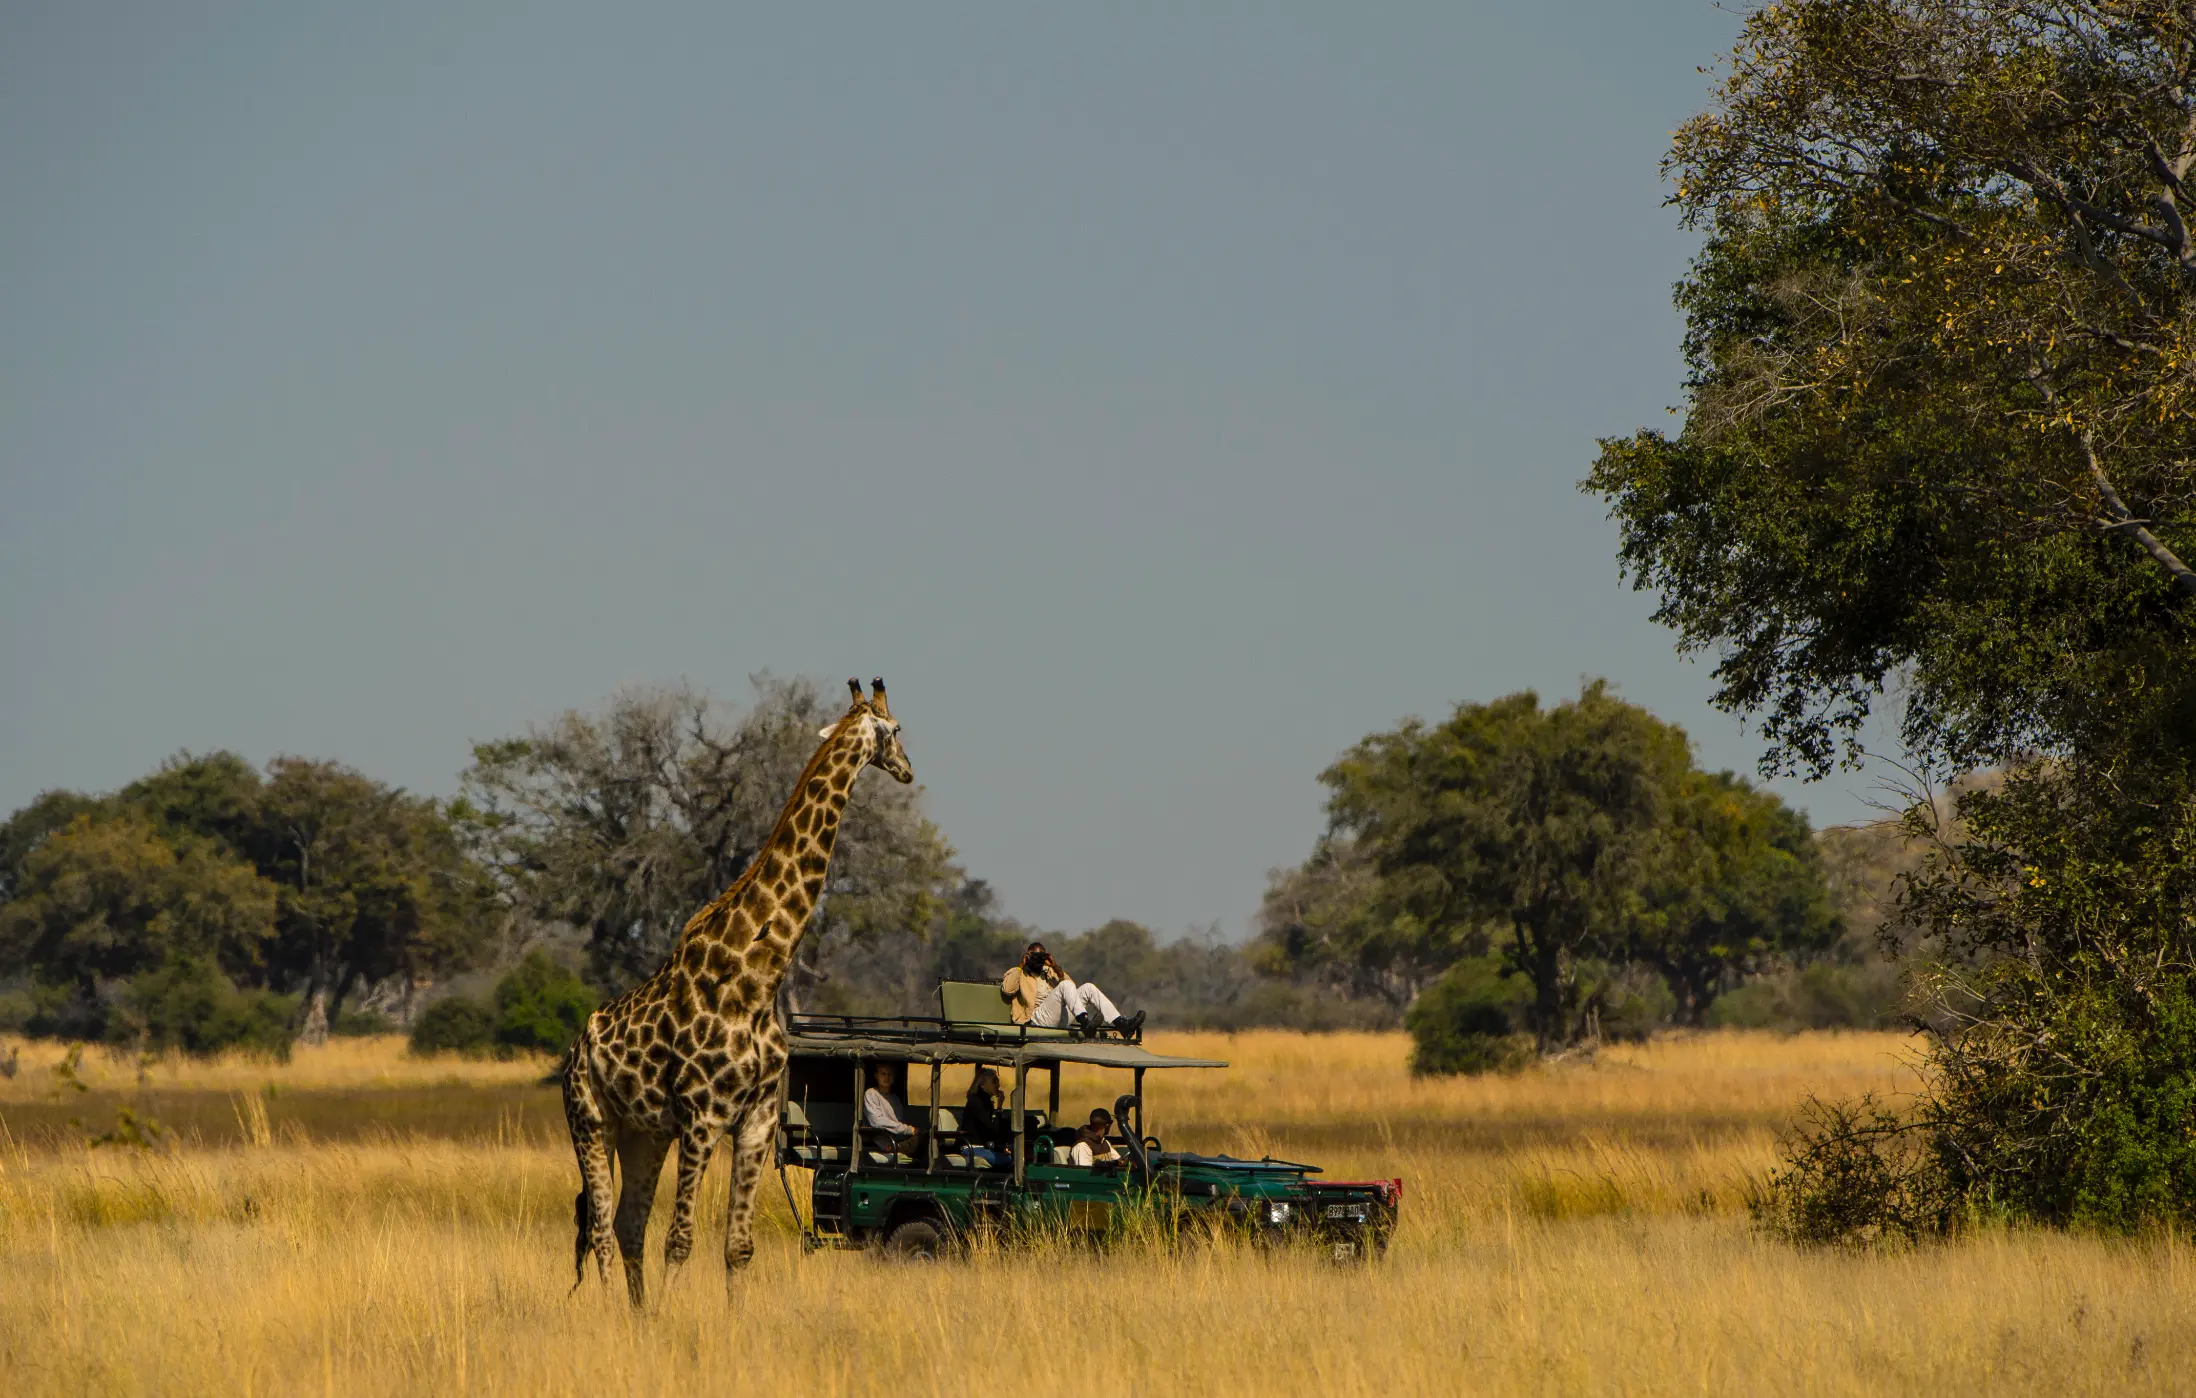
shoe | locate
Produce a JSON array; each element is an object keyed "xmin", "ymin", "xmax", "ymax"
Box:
[
  {"xmin": 1112, "ymin": 1011, "xmax": 1145, "ymax": 1041},
  {"xmin": 1074, "ymin": 1008, "xmax": 1101, "ymax": 1038}
]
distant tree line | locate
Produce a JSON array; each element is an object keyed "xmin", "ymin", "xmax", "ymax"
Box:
[
  {"xmin": 0, "ymin": 675, "xmax": 1908, "ymax": 1060},
  {"xmin": 0, "ymin": 751, "xmax": 493, "ymax": 1054}
]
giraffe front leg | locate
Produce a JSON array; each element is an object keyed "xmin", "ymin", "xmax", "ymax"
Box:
[
  {"xmin": 661, "ymin": 1120, "xmax": 721, "ymax": 1293},
  {"xmin": 722, "ymin": 1103, "xmax": 777, "ymax": 1279}
]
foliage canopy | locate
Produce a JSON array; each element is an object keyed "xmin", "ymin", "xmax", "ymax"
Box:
[
  {"xmin": 1596, "ymin": 0, "xmax": 2196, "ymax": 1234},
  {"xmin": 1263, "ymin": 681, "xmax": 1837, "ymax": 1058}
]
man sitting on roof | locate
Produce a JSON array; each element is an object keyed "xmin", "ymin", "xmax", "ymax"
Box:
[{"xmin": 1000, "ymin": 942, "xmax": 1146, "ymax": 1038}]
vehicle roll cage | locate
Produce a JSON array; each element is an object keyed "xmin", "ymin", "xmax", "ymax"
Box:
[
  {"xmin": 786, "ymin": 1010, "xmax": 1133, "ymax": 1047},
  {"xmin": 776, "ymin": 1018, "xmax": 1226, "ymax": 1191}
]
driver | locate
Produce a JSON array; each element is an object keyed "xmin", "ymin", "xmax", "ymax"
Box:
[
  {"xmin": 1000, "ymin": 942, "xmax": 1146, "ymax": 1038},
  {"xmin": 1069, "ymin": 1108, "xmax": 1124, "ymax": 1167}
]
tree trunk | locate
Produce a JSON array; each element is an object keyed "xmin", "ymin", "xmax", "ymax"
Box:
[
  {"xmin": 298, "ymin": 985, "xmax": 330, "ymax": 1045},
  {"xmin": 1676, "ymin": 967, "xmax": 1712, "ymax": 1028},
  {"xmin": 1523, "ymin": 921, "xmax": 1564, "ymax": 1054}
]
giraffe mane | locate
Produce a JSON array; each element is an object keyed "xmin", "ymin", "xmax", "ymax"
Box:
[{"xmin": 672, "ymin": 701, "xmax": 870, "ymax": 948}]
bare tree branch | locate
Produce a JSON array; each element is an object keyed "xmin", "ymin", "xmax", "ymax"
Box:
[{"xmin": 2081, "ymin": 432, "xmax": 2196, "ymax": 599}]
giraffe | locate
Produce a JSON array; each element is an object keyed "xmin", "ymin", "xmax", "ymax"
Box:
[{"xmin": 560, "ymin": 676, "xmax": 913, "ymax": 1306}]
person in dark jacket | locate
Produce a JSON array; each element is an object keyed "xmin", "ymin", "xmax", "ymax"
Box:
[{"xmin": 961, "ymin": 1066, "xmax": 1010, "ymax": 1168}]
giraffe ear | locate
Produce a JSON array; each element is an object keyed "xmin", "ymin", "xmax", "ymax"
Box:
[{"xmin": 818, "ymin": 725, "xmax": 838, "ymax": 740}]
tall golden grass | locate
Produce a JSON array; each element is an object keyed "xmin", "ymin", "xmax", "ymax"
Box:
[{"xmin": 1, "ymin": 1030, "xmax": 2188, "ymax": 1396}]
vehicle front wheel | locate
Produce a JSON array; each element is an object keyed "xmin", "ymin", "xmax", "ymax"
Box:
[{"xmin": 880, "ymin": 1218, "xmax": 946, "ymax": 1262}]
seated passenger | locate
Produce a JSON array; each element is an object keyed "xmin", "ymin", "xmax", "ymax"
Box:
[
  {"xmin": 1000, "ymin": 942, "xmax": 1146, "ymax": 1037},
  {"xmin": 1069, "ymin": 1108, "xmax": 1124, "ymax": 1167},
  {"xmin": 960, "ymin": 1066, "xmax": 1010, "ymax": 1169},
  {"xmin": 861, "ymin": 1062, "xmax": 920, "ymax": 1159}
]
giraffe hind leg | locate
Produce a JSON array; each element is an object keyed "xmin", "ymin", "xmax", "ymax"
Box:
[{"xmin": 561, "ymin": 1045, "xmax": 620, "ymax": 1292}]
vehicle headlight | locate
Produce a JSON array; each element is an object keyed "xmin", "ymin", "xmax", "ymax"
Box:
[{"xmin": 1262, "ymin": 1201, "xmax": 1293, "ymax": 1225}]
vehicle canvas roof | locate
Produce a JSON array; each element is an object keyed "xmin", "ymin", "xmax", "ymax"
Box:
[{"xmin": 784, "ymin": 1031, "xmax": 1226, "ymax": 1071}]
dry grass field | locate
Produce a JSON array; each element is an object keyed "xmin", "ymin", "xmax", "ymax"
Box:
[{"xmin": 1, "ymin": 1029, "xmax": 2189, "ymax": 1396}]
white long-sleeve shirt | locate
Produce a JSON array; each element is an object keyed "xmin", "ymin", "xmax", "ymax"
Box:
[{"xmin": 863, "ymin": 1087, "xmax": 915, "ymax": 1136}]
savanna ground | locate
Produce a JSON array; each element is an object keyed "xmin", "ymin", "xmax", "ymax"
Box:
[{"xmin": 0, "ymin": 1029, "xmax": 2188, "ymax": 1396}]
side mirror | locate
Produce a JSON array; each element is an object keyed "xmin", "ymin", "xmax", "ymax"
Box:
[{"xmin": 1114, "ymin": 1094, "xmax": 1151, "ymax": 1178}]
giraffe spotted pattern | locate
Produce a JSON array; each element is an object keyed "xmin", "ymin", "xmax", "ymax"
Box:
[{"xmin": 560, "ymin": 678, "xmax": 913, "ymax": 1306}]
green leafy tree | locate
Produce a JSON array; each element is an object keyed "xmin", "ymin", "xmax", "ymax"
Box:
[
  {"xmin": 1, "ymin": 753, "xmax": 492, "ymax": 1041},
  {"xmin": 1639, "ymin": 772, "xmax": 1842, "ymax": 1025},
  {"xmin": 1316, "ymin": 682, "xmax": 1693, "ymax": 1051},
  {"xmin": 0, "ymin": 790, "xmax": 99, "ymax": 903},
  {"xmin": 491, "ymin": 950, "xmax": 597, "ymax": 1054},
  {"xmin": 1590, "ymin": 0, "xmax": 2196, "ymax": 1235},
  {"xmin": 1254, "ymin": 834, "xmax": 1421, "ymax": 1010},
  {"xmin": 120, "ymin": 752, "xmax": 266, "ymax": 854},
  {"xmin": 0, "ymin": 814, "xmax": 278, "ymax": 995},
  {"xmin": 1588, "ymin": 0, "xmax": 2196, "ymax": 781},
  {"xmin": 248, "ymin": 757, "xmax": 490, "ymax": 1041}
]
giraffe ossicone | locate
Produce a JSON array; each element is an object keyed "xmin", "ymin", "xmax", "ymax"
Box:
[{"xmin": 559, "ymin": 676, "xmax": 912, "ymax": 1306}]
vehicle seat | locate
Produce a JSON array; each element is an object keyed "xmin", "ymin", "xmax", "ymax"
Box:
[
  {"xmin": 937, "ymin": 981, "xmax": 1074, "ymax": 1038},
  {"xmin": 779, "ymin": 1099, "xmax": 856, "ymax": 1167}
]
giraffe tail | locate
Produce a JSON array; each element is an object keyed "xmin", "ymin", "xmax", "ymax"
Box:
[{"xmin": 571, "ymin": 1186, "xmax": 593, "ymax": 1292}]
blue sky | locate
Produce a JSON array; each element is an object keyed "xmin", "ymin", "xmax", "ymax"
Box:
[{"xmin": 1, "ymin": 3, "xmax": 1908, "ymax": 938}]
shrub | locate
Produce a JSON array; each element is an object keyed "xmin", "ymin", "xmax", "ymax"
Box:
[
  {"xmin": 1405, "ymin": 956, "xmax": 1535, "ymax": 1076},
  {"xmin": 331, "ymin": 1008, "xmax": 397, "ymax": 1036},
  {"xmin": 492, "ymin": 951, "xmax": 596, "ymax": 1055},
  {"xmin": 408, "ymin": 995, "xmax": 498, "ymax": 1056},
  {"xmin": 1579, "ymin": 961, "xmax": 1675, "ymax": 1042},
  {"xmin": 0, "ymin": 985, "xmax": 34, "ymax": 1033},
  {"xmin": 109, "ymin": 956, "xmax": 296, "ymax": 1059},
  {"xmin": 23, "ymin": 982, "xmax": 112, "ymax": 1040},
  {"xmin": 1750, "ymin": 1096, "xmax": 1959, "ymax": 1245},
  {"xmin": 1709, "ymin": 962, "xmax": 1906, "ymax": 1032}
]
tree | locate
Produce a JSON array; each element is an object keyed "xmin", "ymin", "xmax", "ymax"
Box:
[
  {"xmin": 459, "ymin": 677, "xmax": 958, "ymax": 994},
  {"xmin": 1315, "ymin": 683, "xmax": 1693, "ymax": 1051},
  {"xmin": 1254, "ymin": 835, "xmax": 1422, "ymax": 1010},
  {"xmin": 1588, "ymin": 0, "xmax": 2196, "ymax": 780},
  {"xmin": 1590, "ymin": 1, "xmax": 2196, "ymax": 1235},
  {"xmin": 1638, "ymin": 771, "xmax": 1842, "ymax": 1025},
  {"xmin": 0, "ymin": 753, "xmax": 493, "ymax": 1041},
  {"xmin": 0, "ymin": 814, "xmax": 277, "ymax": 999},
  {"xmin": 248, "ymin": 757, "xmax": 490, "ymax": 1041},
  {"xmin": 0, "ymin": 790, "xmax": 99, "ymax": 903},
  {"xmin": 120, "ymin": 752, "xmax": 266, "ymax": 855}
]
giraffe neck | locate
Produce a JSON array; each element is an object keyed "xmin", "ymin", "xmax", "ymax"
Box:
[{"xmin": 678, "ymin": 720, "xmax": 868, "ymax": 996}]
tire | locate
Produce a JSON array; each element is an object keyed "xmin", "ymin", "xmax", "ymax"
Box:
[{"xmin": 880, "ymin": 1217, "xmax": 946, "ymax": 1262}]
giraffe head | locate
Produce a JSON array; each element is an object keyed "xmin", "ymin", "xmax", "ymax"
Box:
[{"xmin": 823, "ymin": 676, "xmax": 914, "ymax": 784}]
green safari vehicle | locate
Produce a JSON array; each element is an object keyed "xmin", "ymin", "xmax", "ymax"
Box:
[{"xmin": 773, "ymin": 981, "xmax": 1402, "ymax": 1261}]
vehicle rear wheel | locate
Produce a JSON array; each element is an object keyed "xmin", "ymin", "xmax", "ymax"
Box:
[{"xmin": 881, "ymin": 1218, "xmax": 946, "ymax": 1262}]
